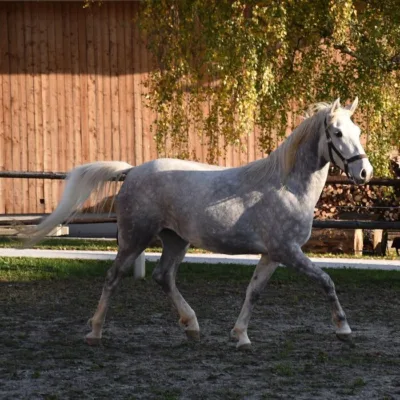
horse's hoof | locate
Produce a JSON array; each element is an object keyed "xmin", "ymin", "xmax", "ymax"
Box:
[
  {"xmin": 237, "ymin": 343, "xmax": 252, "ymax": 351},
  {"xmin": 85, "ymin": 335, "xmax": 102, "ymax": 346},
  {"xmin": 336, "ymin": 333, "xmax": 355, "ymax": 348},
  {"xmin": 185, "ymin": 330, "xmax": 200, "ymax": 341}
]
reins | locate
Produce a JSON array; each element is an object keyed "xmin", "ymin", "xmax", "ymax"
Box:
[{"xmin": 324, "ymin": 117, "xmax": 368, "ymax": 178}]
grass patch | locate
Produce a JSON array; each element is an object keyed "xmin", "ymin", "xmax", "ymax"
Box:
[
  {"xmin": 0, "ymin": 258, "xmax": 256, "ymax": 282},
  {"xmin": 1, "ymin": 256, "xmax": 400, "ymax": 287},
  {"xmin": 0, "ymin": 237, "xmax": 119, "ymax": 251},
  {"xmin": 179, "ymin": 262, "xmax": 400, "ymax": 287},
  {"xmin": 0, "ymin": 237, "xmax": 209, "ymax": 254},
  {"xmin": 0, "ymin": 257, "xmax": 112, "ymax": 281}
]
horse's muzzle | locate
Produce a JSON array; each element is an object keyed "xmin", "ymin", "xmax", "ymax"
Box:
[{"xmin": 351, "ymin": 159, "xmax": 373, "ymax": 185}]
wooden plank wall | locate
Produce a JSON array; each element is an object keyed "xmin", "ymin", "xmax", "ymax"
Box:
[
  {"xmin": 0, "ymin": 1, "xmax": 152, "ymax": 214},
  {"xmin": 0, "ymin": 1, "xmax": 274, "ymax": 215}
]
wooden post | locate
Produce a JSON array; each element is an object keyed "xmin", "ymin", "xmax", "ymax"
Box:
[
  {"xmin": 372, "ymin": 229, "xmax": 384, "ymax": 255},
  {"xmin": 133, "ymin": 252, "xmax": 146, "ymax": 279},
  {"xmin": 354, "ymin": 229, "xmax": 363, "ymax": 255}
]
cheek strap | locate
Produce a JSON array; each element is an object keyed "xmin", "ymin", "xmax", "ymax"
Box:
[{"xmin": 324, "ymin": 118, "xmax": 368, "ymax": 178}]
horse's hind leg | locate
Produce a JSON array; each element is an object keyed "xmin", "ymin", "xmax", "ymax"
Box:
[
  {"xmin": 152, "ymin": 229, "xmax": 200, "ymax": 340},
  {"xmin": 85, "ymin": 228, "xmax": 154, "ymax": 345},
  {"xmin": 231, "ymin": 255, "xmax": 279, "ymax": 349}
]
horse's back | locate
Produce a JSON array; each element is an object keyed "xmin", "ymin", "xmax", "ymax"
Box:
[
  {"xmin": 140, "ymin": 158, "xmax": 227, "ymax": 173},
  {"xmin": 122, "ymin": 158, "xmax": 230, "ymax": 196}
]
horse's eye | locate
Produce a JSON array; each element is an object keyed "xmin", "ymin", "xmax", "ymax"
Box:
[{"xmin": 335, "ymin": 130, "xmax": 343, "ymax": 138}]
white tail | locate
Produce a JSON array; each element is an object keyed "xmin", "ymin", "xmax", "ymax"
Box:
[{"xmin": 25, "ymin": 161, "xmax": 133, "ymax": 247}]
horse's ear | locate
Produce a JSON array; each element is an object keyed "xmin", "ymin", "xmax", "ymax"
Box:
[
  {"xmin": 346, "ymin": 96, "xmax": 359, "ymax": 115},
  {"xmin": 330, "ymin": 98, "xmax": 341, "ymax": 115}
]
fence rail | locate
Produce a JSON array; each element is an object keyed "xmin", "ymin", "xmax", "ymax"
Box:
[
  {"xmin": 312, "ymin": 220, "xmax": 400, "ymax": 230},
  {"xmin": 1, "ymin": 215, "xmax": 399, "ymax": 230},
  {"xmin": 0, "ymin": 170, "xmax": 399, "ymax": 187}
]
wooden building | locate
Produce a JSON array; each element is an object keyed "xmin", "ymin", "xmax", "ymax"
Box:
[{"xmin": 0, "ymin": 1, "xmax": 275, "ymax": 215}]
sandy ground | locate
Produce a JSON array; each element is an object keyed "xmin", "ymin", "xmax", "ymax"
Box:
[{"xmin": 1, "ymin": 271, "xmax": 400, "ymax": 399}]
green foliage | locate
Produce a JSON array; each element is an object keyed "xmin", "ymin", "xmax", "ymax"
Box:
[
  {"xmin": 83, "ymin": 0, "xmax": 102, "ymax": 8},
  {"xmin": 140, "ymin": 0, "xmax": 400, "ymax": 173}
]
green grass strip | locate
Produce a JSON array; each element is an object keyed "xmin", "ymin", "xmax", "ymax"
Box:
[
  {"xmin": 1, "ymin": 257, "xmax": 400, "ymax": 288},
  {"xmin": 0, "ymin": 237, "xmax": 119, "ymax": 251},
  {"xmin": 0, "ymin": 257, "xmax": 111, "ymax": 281}
]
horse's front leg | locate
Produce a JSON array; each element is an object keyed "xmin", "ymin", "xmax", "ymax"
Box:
[
  {"xmin": 231, "ymin": 255, "xmax": 279, "ymax": 349},
  {"xmin": 279, "ymin": 245, "xmax": 352, "ymax": 341}
]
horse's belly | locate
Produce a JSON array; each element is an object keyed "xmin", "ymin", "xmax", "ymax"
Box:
[
  {"xmin": 197, "ymin": 239, "xmax": 266, "ymax": 255},
  {"xmin": 188, "ymin": 228, "xmax": 267, "ymax": 255}
]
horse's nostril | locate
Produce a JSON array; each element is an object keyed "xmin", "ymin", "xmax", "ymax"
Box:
[{"xmin": 360, "ymin": 169, "xmax": 367, "ymax": 179}]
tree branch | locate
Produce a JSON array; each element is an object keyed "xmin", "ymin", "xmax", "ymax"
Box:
[
  {"xmin": 333, "ymin": 44, "xmax": 368, "ymax": 63},
  {"xmin": 334, "ymin": 44, "xmax": 400, "ymax": 72}
]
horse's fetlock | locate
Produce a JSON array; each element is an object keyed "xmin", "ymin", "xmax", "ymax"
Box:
[
  {"xmin": 179, "ymin": 312, "xmax": 197, "ymax": 329},
  {"xmin": 337, "ymin": 313, "xmax": 346, "ymax": 322},
  {"xmin": 232, "ymin": 325, "xmax": 245, "ymax": 335}
]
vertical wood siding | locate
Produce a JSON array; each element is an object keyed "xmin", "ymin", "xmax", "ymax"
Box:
[{"xmin": 0, "ymin": 1, "xmax": 276, "ymax": 215}]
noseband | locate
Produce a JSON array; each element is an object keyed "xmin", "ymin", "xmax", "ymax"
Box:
[{"xmin": 324, "ymin": 118, "xmax": 368, "ymax": 178}]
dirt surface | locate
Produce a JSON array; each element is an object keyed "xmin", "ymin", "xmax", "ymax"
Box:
[{"xmin": 1, "ymin": 268, "xmax": 400, "ymax": 400}]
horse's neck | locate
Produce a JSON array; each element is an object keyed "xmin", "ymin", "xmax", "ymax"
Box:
[
  {"xmin": 279, "ymin": 130, "xmax": 329, "ymax": 205},
  {"xmin": 240, "ymin": 121, "xmax": 329, "ymax": 205}
]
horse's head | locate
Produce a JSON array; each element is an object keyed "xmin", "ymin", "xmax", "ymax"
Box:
[{"xmin": 322, "ymin": 97, "xmax": 373, "ymax": 184}]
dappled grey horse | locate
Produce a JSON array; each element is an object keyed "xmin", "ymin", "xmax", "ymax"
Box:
[{"xmin": 27, "ymin": 98, "xmax": 373, "ymax": 349}]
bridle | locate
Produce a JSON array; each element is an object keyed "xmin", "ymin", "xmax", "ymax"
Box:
[{"xmin": 324, "ymin": 117, "xmax": 368, "ymax": 179}]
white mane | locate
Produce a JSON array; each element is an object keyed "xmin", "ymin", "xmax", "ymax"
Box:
[{"xmin": 242, "ymin": 103, "xmax": 332, "ymax": 182}]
